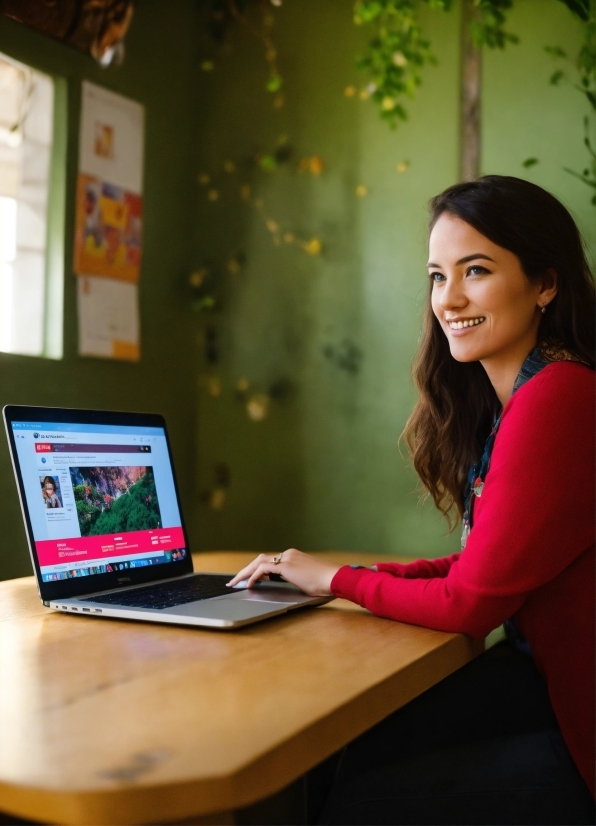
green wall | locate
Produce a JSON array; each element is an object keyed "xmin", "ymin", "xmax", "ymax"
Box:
[
  {"xmin": 0, "ymin": 0, "xmax": 592, "ymax": 580},
  {"xmin": 482, "ymin": 1, "xmax": 593, "ymax": 228},
  {"xmin": 0, "ymin": 1, "xmax": 202, "ymax": 579},
  {"xmin": 193, "ymin": 0, "xmax": 594, "ymax": 557}
]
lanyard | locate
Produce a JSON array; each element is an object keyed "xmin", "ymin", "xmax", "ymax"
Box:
[{"xmin": 460, "ymin": 347, "xmax": 549, "ymax": 550}]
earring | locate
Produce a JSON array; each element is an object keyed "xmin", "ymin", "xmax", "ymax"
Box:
[{"xmin": 541, "ymin": 305, "xmax": 546, "ymax": 314}]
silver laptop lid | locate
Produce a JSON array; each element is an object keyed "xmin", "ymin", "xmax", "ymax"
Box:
[{"xmin": 3, "ymin": 405, "xmax": 193, "ymax": 603}]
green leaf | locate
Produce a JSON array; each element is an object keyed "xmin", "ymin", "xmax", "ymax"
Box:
[
  {"xmin": 550, "ymin": 70, "xmax": 564, "ymax": 85},
  {"xmin": 354, "ymin": 1, "xmax": 384, "ymax": 23},
  {"xmin": 554, "ymin": 0, "xmax": 590, "ymax": 23},
  {"xmin": 259, "ymin": 154, "xmax": 278, "ymax": 172},
  {"xmin": 193, "ymin": 296, "xmax": 216, "ymax": 313},
  {"xmin": 544, "ymin": 45, "xmax": 567, "ymax": 59},
  {"xmin": 266, "ymin": 74, "xmax": 282, "ymax": 93},
  {"xmin": 522, "ymin": 157, "xmax": 539, "ymax": 168},
  {"xmin": 564, "ymin": 167, "xmax": 596, "ymax": 189}
]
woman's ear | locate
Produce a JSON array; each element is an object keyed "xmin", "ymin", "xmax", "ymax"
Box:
[{"xmin": 538, "ymin": 267, "xmax": 558, "ymax": 309}]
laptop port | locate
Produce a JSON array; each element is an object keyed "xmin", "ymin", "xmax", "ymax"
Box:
[
  {"xmin": 71, "ymin": 607, "xmax": 78, "ymax": 611},
  {"xmin": 83, "ymin": 608, "xmax": 91, "ymax": 612}
]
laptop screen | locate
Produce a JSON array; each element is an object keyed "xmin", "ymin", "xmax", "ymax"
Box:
[{"xmin": 9, "ymin": 417, "xmax": 189, "ymax": 591}]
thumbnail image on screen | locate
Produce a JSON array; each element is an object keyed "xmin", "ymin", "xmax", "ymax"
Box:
[
  {"xmin": 69, "ymin": 465, "xmax": 162, "ymax": 536},
  {"xmin": 40, "ymin": 475, "xmax": 63, "ymax": 509}
]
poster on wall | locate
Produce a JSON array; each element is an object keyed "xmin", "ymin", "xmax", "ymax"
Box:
[
  {"xmin": 77, "ymin": 275, "xmax": 140, "ymax": 362},
  {"xmin": 74, "ymin": 173, "xmax": 142, "ymax": 283},
  {"xmin": 74, "ymin": 81, "xmax": 144, "ymax": 361}
]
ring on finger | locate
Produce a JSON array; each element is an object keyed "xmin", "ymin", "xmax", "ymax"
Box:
[{"xmin": 272, "ymin": 551, "xmax": 283, "ymax": 565}]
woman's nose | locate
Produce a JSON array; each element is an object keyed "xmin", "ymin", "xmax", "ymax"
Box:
[{"xmin": 439, "ymin": 277, "xmax": 467, "ymax": 311}]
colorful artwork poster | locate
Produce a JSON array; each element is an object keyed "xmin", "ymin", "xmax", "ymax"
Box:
[{"xmin": 74, "ymin": 173, "xmax": 142, "ymax": 283}]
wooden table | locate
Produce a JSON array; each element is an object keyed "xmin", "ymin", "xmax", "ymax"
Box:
[{"xmin": 0, "ymin": 552, "xmax": 484, "ymax": 825}]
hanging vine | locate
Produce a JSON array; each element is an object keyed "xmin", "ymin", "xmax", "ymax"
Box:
[
  {"xmin": 202, "ymin": 0, "xmax": 284, "ymax": 105},
  {"xmin": 546, "ymin": 0, "xmax": 596, "ymax": 203},
  {"xmin": 352, "ymin": 0, "xmax": 517, "ymax": 128},
  {"xmin": 352, "ymin": 0, "xmax": 596, "ymax": 205}
]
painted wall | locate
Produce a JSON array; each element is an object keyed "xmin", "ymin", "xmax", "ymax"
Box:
[
  {"xmin": 0, "ymin": 0, "xmax": 591, "ymax": 580},
  {"xmin": 193, "ymin": 0, "xmax": 594, "ymax": 557},
  {"xmin": 0, "ymin": 1, "xmax": 201, "ymax": 580}
]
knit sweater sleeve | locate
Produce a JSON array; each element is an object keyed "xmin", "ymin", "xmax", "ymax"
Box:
[
  {"xmin": 331, "ymin": 363, "xmax": 595, "ymax": 638},
  {"xmin": 375, "ymin": 554, "xmax": 460, "ymax": 579}
]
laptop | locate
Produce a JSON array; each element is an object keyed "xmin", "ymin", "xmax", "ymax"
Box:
[{"xmin": 3, "ymin": 405, "xmax": 332, "ymax": 629}]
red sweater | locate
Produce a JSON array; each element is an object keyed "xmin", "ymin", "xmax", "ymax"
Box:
[{"xmin": 331, "ymin": 362, "xmax": 595, "ymax": 795}]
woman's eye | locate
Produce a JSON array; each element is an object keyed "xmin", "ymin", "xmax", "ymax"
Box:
[
  {"xmin": 467, "ymin": 265, "xmax": 488, "ymax": 276},
  {"xmin": 430, "ymin": 272, "xmax": 445, "ymax": 283}
]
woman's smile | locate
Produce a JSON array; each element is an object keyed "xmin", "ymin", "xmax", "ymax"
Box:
[{"xmin": 446, "ymin": 316, "xmax": 486, "ymax": 332}]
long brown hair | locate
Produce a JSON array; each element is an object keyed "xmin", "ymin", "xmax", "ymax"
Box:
[{"xmin": 403, "ymin": 175, "xmax": 595, "ymax": 529}]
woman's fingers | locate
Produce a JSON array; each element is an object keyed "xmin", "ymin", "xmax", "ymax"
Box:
[
  {"xmin": 226, "ymin": 564, "xmax": 254, "ymax": 587},
  {"xmin": 226, "ymin": 560, "xmax": 261, "ymax": 587},
  {"xmin": 226, "ymin": 548, "xmax": 339, "ymax": 597},
  {"xmin": 227, "ymin": 554, "xmax": 273, "ymax": 587},
  {"xmin": 246, "ymin": 562, "xmax": 276, "ymax": 589}
]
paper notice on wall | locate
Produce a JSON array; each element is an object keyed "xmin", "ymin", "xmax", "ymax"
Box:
[
  {"xmin": 74, "ymin": 81, "xmax": 144, "ymax": 284},
  {"xmin": 75, "ymin": 82, "xmax": 144, "ymax": 360},
  {"xmin": 79, "ymin": 81, "xmax": 144, "ymax": 193},
  {"xmin": 77, "ymin": 275, "xmax": 140, "ymax": 362}
]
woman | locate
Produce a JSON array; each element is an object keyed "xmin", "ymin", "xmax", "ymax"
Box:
[
  {"xmin": 228, "ymin": 176, "xmax": 595, "ymax": 824},
  {"xmin": 41, "ymin": 476, "xmax": 62, "ymax": 508}
]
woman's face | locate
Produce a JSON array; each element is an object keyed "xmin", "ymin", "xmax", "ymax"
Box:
[
  {"xmin": 428, "ymin": 213, "xmax": 549, "ymax": 366},
  {"xmin": 44, "ymin": 482, "xmax": 55, "ymax": 494}
]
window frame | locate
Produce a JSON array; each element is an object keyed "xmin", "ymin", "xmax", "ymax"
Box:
[{"xmin": 0, "ymin": 51, "xmax": 66, "ymax": 361}]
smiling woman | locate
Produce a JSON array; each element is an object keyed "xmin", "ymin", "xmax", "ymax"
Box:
[
  {"xmin": 231, "ymin": 176, "xmax": 595, "ymax": 825},
  {"xmin": 406, "ymin": 176, "xmax": 594, "ymax": 526},
  {"xmin": 427, "ymin": 222, "xmax": 556, "ymax": 401}
]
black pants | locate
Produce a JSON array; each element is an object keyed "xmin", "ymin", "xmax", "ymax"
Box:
[{"xmin": 312, "ymin": 642, "xmax": 595, "ymax": 825}]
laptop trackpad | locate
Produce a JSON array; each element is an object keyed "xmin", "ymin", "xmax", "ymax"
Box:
[
  {"xmin": 167, "ymin": 596, "xmax": 288, "ymax": 622},
  {"xmin": 234, "ymin": 588, "xmax": 316, "ymax": 605}
]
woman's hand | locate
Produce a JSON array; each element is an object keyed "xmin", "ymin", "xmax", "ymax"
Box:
[{"xmin": 226, "ymin": 549, "xmax": 341, "ymax": 597}]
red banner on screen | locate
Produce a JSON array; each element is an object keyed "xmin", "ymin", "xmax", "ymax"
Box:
[{"xmin": 35, "ymin": 527, "xmax": 186, "ymax": 567}]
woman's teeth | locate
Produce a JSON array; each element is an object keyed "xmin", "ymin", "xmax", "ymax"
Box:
[{"xmin": 448, "ymin": 317, "xmax": 485, "ymax": 330}]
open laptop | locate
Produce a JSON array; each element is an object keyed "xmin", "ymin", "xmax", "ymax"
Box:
[{"xmin": 3, "ymin": 405, "xmax": 332, "ymax": 629}]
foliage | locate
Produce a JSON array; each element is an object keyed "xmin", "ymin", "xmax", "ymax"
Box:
[
  {"xmin": 73, "ymin": 469, "xmax": 161, "ymax": 536},
  {"xmin": 546, "ymin": 12, "xmax": 595, "ymax": 111},
  {"xmin": 546, "ymin": 0, "xmax": 596, "ymax": 203},
  {"xmin": 204, "ymin": 0, "xmax": 282, "ymax": 99},
  {"xmin": 564, "ymin": 116, "xmax": 596, "ymax": 204},
  {"xmin": 353, "ymin": 0, "xmax": 517, "ymax": 127},
  {"xmin": 353, "ymin": 0, "xmax": 596, "ymax": 205},
  {"xmin": 353, "ymin": 1, "xmax": 439, "ymax": 127},
  {"xmin": 468, "ymin": 0, "xmax": 518, "ymax": 48},
  {"xmin": 188, "ymin": 264, "xmax": 218, "ymax": 313},
  {"xmin": 557, "ymin": 0, "xmax": 591, "ymax": 23}
]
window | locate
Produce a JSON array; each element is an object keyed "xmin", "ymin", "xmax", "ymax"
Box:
[{"xmin": 0, "ymin": 53, "xmax": 62, "ymax": 358}]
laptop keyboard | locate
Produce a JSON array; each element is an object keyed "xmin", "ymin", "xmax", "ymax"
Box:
[{"xmin": 81, "ymin": 574, "xmax": 233, "ymax": 610}]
